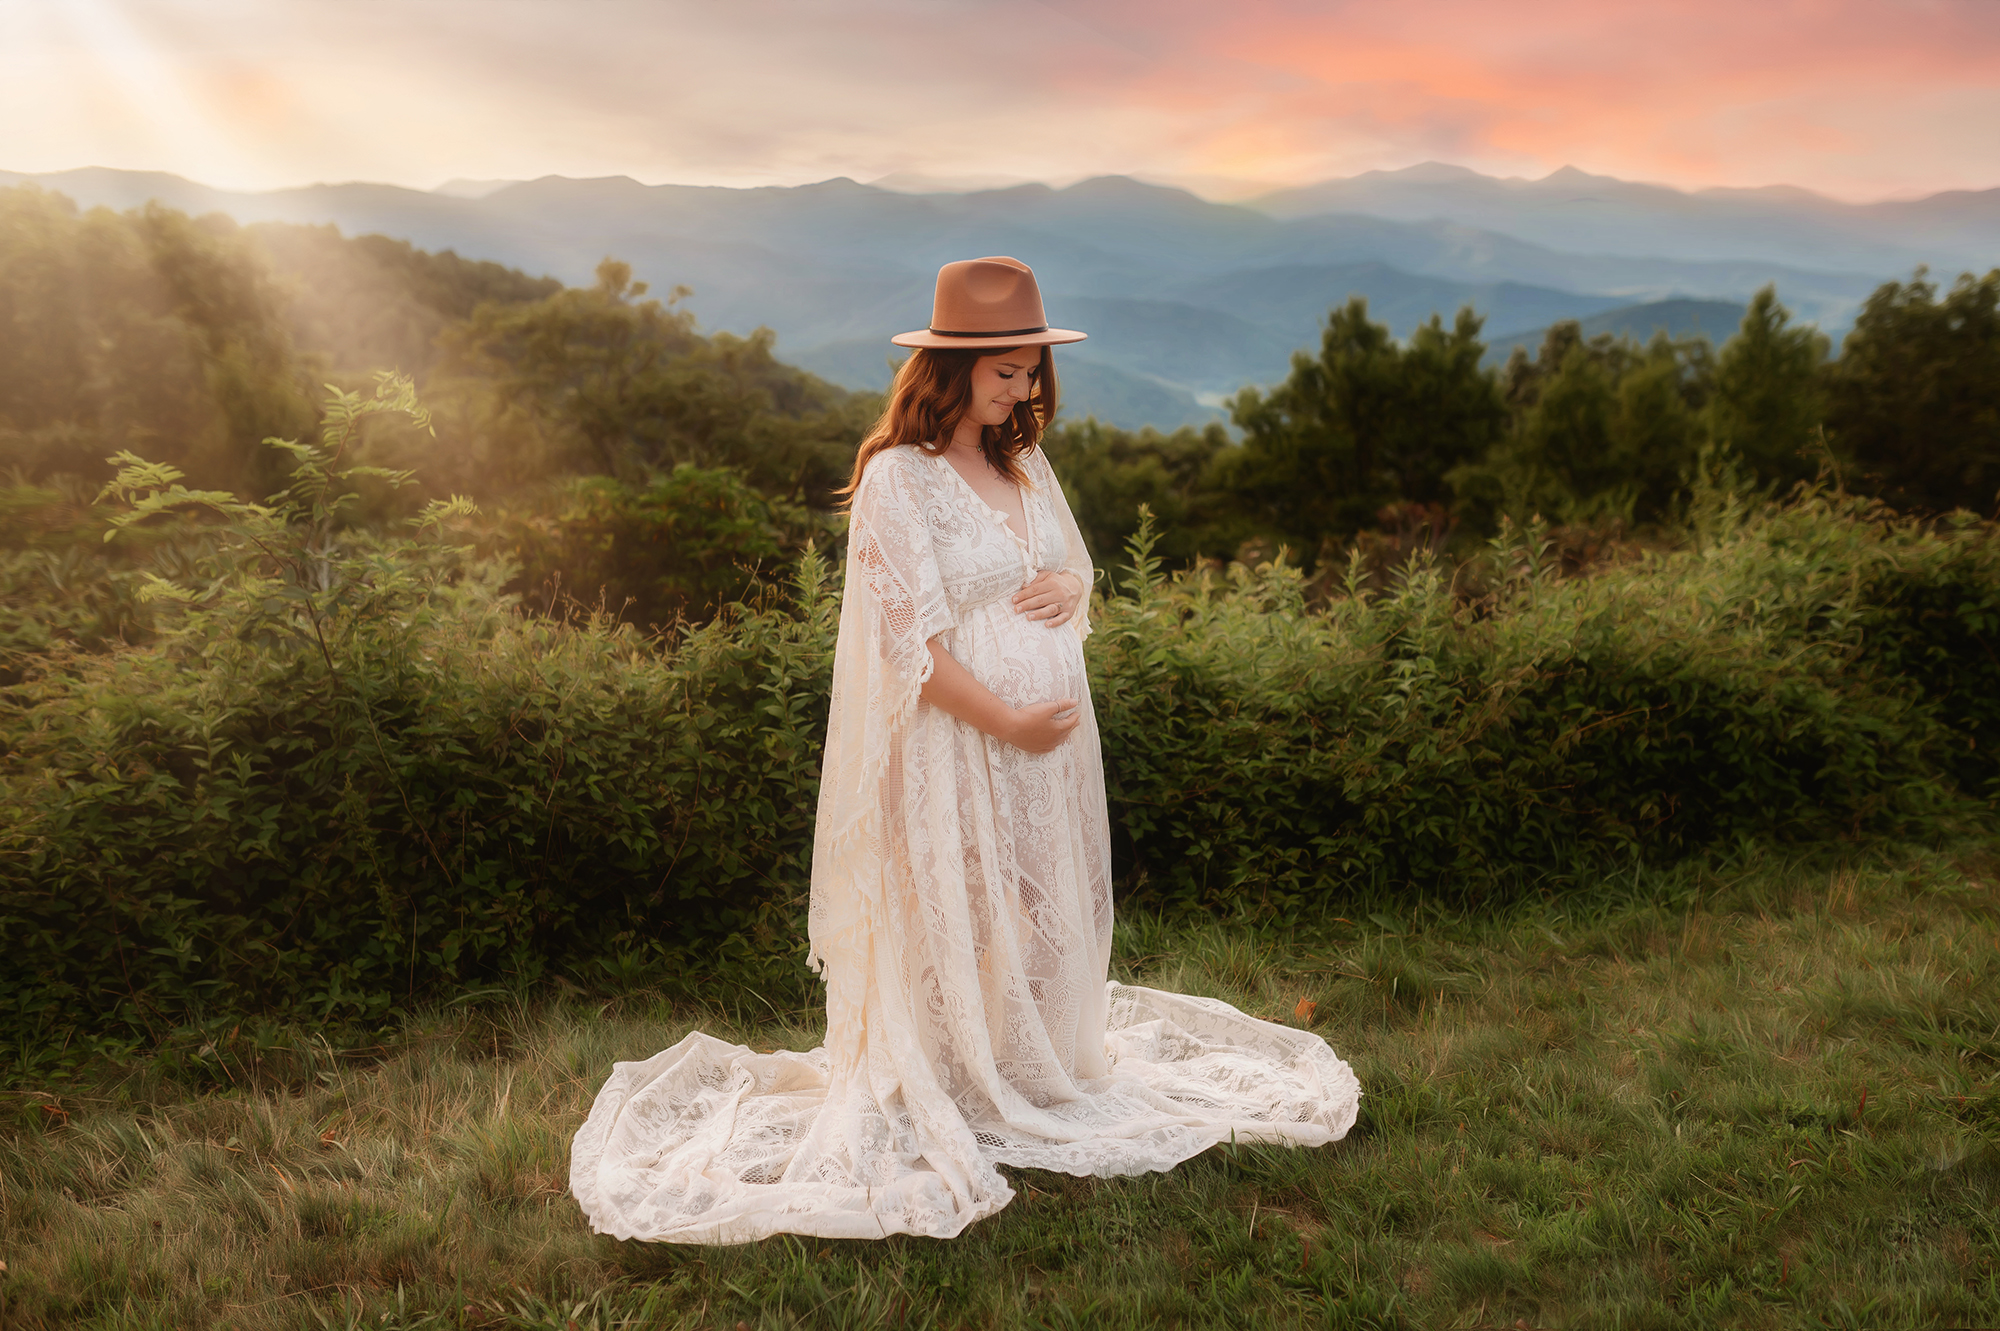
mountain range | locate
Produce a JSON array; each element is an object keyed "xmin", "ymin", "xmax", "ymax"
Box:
[
  {"xmin": 5, "ymin": 163, "xmax": 1991, "ymax": 430},
  {"xmin": 1253, "ymin": 163, "xmax": 1998, "ymax": 277}
]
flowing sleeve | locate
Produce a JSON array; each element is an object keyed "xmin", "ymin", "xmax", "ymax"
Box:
[
  {"xmin": 806, "ymin": 451, "xmax": 955, "ymax": 977},
  {"xmin": 1031, "ymin": 446, "xmax": 1096, "ymax": 643}
]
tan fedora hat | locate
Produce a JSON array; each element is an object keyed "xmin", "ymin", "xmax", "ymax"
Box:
[{"xmin": 891, "ymin": 256, "xmax": 1087, "ymax": 349}]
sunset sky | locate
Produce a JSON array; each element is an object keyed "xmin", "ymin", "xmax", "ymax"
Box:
[{"xmin": 5, "ymin": 0, "xmax": 1997, "ymax": 201}]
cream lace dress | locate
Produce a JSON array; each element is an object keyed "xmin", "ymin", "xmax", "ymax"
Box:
[{"xmin": 570, "ymin": 443, "xmax": 1360, "ymax": 1243}]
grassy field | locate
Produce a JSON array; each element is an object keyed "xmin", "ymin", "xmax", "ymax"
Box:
[{"xmin": 3, "ymin": 847, "xmax": 1998, "ymax": 1330}]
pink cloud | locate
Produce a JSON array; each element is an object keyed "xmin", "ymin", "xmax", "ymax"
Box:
[
  {"xmin": 1074, "ymin": 0, "xmax": 2000, "ymax": 196},
  {"xmin": 1, "ymin": 0, "xmax": 1992, "ymax": 198}
]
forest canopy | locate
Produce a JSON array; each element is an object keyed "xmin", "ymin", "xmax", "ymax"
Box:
[{"xmin": 3, "ymin": 180, "xmax": 1997, "ymax": 624}]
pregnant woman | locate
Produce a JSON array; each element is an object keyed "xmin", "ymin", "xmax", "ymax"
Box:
[{"xmin": 571, "ymin": 257, "xmax": 1359, "ymax": 1243}]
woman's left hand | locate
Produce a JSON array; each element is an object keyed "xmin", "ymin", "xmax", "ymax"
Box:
[{"xmin": 1012, "ymin": 570, "xmax": 1083, "ymax": 627}]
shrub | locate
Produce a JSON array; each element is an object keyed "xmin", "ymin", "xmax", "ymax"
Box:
[
  {"xmin": 1091, "ymin": 482, "xmax": 2000, "ymax": 910},
  {"xmin": 483, "ymin": 465, "xmax": 823, "ymax": 629},
  {"xmin": 1, "ymin": 380, "xmax": 835, "ymax": 1061},
  {"xmin": 2, "ymin": 393, "xmax": 1997, "ymax": 1060}
]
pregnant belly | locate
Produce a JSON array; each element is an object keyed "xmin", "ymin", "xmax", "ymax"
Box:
[{"xmin": 952, "ymin": 596, "xmax": 1088, "ymax": 710}]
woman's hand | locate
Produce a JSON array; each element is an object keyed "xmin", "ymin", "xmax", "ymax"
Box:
[
  {"xmin": 1003, "ymin": 699, "xmax": 1082, "ymax": 754},
  {"xmin": 921, "ymin": 642, "xmax": 1081, "ymax": 753},
  {"xmin": 1012, "ymin": 570, "xmax": 1083, "ymax": 627}
]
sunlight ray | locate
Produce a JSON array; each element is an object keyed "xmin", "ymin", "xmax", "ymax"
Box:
[{"xmin": 20, "ymin": 0, "xmax": 255, "ymax": 184}]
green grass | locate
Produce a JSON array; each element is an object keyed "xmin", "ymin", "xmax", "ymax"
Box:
[{"xmin": 4, "ymin": 848, "xmax": 1999, "ymax": 1330}]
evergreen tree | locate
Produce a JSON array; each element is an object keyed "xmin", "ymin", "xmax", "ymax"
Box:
[
  {"xmin": 1706, "ymin": 286, "xmax": 1829, "ymax": 492},
  {"xmin": 1220, "ymin": 299, "xmax": 1504, "ymax": 562},
  {"xmin": 1827, "ymin": 269, "xmax": 2000, "ymax": 515},
  {"xmin": 1452, "ymin": 325, "xmax": 1711, "ymax": 530}
]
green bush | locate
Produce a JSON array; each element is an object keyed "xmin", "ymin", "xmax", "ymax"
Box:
[
  {"xmin": 0, "ymin": 477, "xmax": 181, "ymax": 682},
  {"xmin": 484, "ymin": 465, "xmax": 826, "ymax": 629},
  {"xmin": 1091, "ymin": 493, "xmax": 1999, "ymax": 910},
  {"xmin": 0, "ymin": 380, "xmax": 835, "ymax": 1061},
  {"xmin": 3, "ymin": 391, "xmax": 1998, "ymax": 1061}
]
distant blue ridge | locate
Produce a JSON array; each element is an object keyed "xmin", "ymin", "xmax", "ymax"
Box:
[{"xmin": 4, "ymin": 165, "xmax": 1978, "ymax": 431}]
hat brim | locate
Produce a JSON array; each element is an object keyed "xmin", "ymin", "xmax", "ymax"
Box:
[{"xmin": 889, "ymin": 327, "xmax": 1088, "ymax": 350}]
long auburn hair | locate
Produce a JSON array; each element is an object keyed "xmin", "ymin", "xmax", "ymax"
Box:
[{"xmin": 842, "ymin": 344, "xmax": 1059, "ymax": 499}]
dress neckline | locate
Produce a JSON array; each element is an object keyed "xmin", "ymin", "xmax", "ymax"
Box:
[{"xmin": 933, "ymin": 450, "xmax": 1034, "ymax": 566}]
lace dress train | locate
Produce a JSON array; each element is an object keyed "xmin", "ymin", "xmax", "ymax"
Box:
[{"xmin": 571, "ymin": 445, "xmax": 1359, "ymax": 1243}]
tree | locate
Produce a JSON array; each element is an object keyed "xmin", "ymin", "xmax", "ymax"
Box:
[
  {"xmin": 1219, "ymin": 299, "xmax": 1505, "ymax": 563},
  {"xmin": 1827, "ymin": 268, "xmax": 2000, "ymax": 515},
  {"xmin": 442, "ymin": 258, "xmax": 868, "ymax": 502},
  {"xmin": 1452, "ymin": 324, "xmax": 1712, "ymax": 530},
  {"xmin": 1040, "ymin": 419, "xmax": 1230, "ymax": 571},
  {"xmin": 0, "ymin": 186, "xmax": 315, "ymax": 492},
  {"xmin": 246, "ymin": 220, "xmax": 564, "ymax": 382},
  {"xmin": 139, "ymin": 205, "xmax": 319, "ymax": 496},
  {"xmin": 1706, "ymin": 286, "xmax": 1829, "ymax": 493},
  {"xmin": 442, "ymin": 258, "xmax": 703, "ymax": 479}
]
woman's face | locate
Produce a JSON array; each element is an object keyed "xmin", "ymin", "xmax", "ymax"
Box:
[{"xmin": 963, "ymin": 348, "xmax": 1041, "ymax": 428}]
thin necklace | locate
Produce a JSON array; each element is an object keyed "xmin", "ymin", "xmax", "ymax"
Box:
[{"xmin": 949, "ymin": 438, "xmax": 1004, "ymax": 482}]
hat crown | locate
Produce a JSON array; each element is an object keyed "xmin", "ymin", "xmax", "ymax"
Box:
[
  {"xmin": 890, "ymin": 256, "xmax": 1085, "ymax": 349},
  {"xmin": 929, "ymin": 256, "xmax": 1048, "ymax": 335}
]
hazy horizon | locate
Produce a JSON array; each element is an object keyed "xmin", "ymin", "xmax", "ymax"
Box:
[
  {"xmin": 12, "ymin": 159, "xmax": 1992, "ymax": 211},
  {"xmin": 6, "ymin": 0, "xmax": 1997, "ymax": 204}
]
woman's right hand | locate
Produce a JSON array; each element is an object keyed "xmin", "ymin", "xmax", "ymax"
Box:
[{"xmin": 1005, "ymin": 699, "xmax": 1082, "ymax": 753}]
